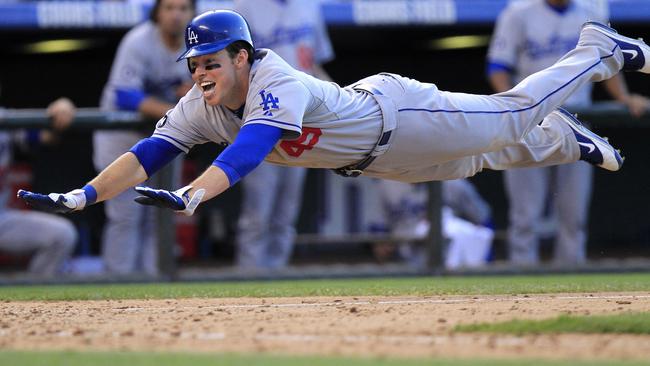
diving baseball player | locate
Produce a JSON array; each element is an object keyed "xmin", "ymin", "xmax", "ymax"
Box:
[
  {"xmin": 487, "ymin": 0, "xmax": 649, "ymax": 265},
  {"xmin": 16, "ymin": 11, "xmax": 650, "ymax": 231}
]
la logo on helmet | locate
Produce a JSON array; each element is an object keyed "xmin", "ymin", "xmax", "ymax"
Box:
[{"xmin": 188, "ymin": 29, "xmax": 199, "ymax": 44}]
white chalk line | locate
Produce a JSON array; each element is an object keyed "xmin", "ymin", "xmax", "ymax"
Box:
[
  {"xmin": 0, "ymin": 327, "xmax": 534, "ymax": 348},
  {"xmin": 1, "ymin": 328, "xmax": 626, "ymax": 350},
  {"xmin": 111, "ymin": 294, "xmax": 650, "ymax": 313}
]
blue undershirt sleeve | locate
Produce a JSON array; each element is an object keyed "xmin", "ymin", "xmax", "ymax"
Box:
[
  {"xmin": 115, "ymin": 88, "xmax": 147, "ymax": 111},
  {"xmin": 212, "ymin": 124, "xmax": 283, "ymax": 186},
  {"xmin": 129, "ymin": 137, "xmax": 183, "ymax": 178},
  {"xmin": 485, "ymin": 61, "xmax": 514, "ymax": 78}
]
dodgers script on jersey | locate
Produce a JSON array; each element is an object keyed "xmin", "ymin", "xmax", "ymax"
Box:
[{"xmin": 154, "ymin": 49, "xmax": 383, "ymax": 170}]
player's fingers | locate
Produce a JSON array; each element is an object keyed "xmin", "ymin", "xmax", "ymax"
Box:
[
  {"xmin": 133, "ymin": 196, "xmax": 158, "ymax": 206},
  {"xmin": 133, "ymin": 187, "xmax": 183, "ymax": 210},
  {"xmin": 19, "ymin": 192, "xmax": 61, "ymax": 212},
  {"xmin": 17, "ymin": 189, "xmax": 31, "ymax": 198}
]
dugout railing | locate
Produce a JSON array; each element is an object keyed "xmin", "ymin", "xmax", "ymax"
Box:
[{"xmin": 0, "ymin": 102, "xmax": 647, "ymax": 282}]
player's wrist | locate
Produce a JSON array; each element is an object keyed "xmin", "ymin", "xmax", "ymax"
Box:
[{"xmin": 82, "ymin": 184, "xmax": 97, "ymax": 206}]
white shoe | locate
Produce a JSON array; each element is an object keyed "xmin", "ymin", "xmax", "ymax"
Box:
[
  {"xmin": 581, "ymin": 21, "xmax": 650, "ymax": 73},
  {"xmin": 553, "ymin": 108, "xmax": 623, "ymax": 171}
]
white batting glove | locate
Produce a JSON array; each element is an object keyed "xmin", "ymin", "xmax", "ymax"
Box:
[
  {"xmin": 17, "ymin": 188, "xmax": 87, "ymax": 213},
  {"xmin": 133, "ymin": 185, "xmax": 205, "ymax": 216}
]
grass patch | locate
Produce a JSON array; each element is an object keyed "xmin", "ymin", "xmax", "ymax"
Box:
[
  {"xmin": 456, "ymin": 312, "xmax": 650, "ymax": 335},
  {"xmin": 1, "ymin": 351, "xmax": 649, "ymax": 366},
  {"xmin": 0, "ymin": 272, "xmax": 649, "ymax": 301}
]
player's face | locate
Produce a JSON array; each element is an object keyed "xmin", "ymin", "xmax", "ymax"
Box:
[
  {"xmin": 189, "ymin": 50, "xmax": 249, "ymax": 109},
  {"xmin": 156, "ymin": 0, "xmax": 194, "ymax": 38}
]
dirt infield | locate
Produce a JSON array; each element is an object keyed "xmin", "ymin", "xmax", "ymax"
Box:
[{"xmin": 1, "ymin": 292, "xmax": 650, "ymax": 360}]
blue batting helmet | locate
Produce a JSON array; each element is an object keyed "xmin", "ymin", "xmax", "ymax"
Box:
[{"xmin": 176, "ymin": 10, "xmax": 254, "ymax": 62}]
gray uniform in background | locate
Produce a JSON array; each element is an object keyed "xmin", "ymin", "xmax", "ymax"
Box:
[
  {"xmin": 234, "ymin": 0, "xmax": 334, "ymax": 269},
  {"xmin": 0, "ymin": 133, "xmax": 76, "ymax": 275},
  {"xmin": 95, "ymin": 21, "xmax": 191, "ymax": 274},
  {"xmin": 487, "ymin": 0, "xmax": 606, "ymax": 265}
]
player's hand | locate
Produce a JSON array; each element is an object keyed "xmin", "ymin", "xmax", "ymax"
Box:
[
  {"xmin": 133, "ymin": 185, "xmax": 205, "ymax": 216},
  {"xmin": 17, "ymin": 189, "xmax": 87, "ymax": 214},
  {"xmin": 47, "ymin": 97, "xmax": 76, "ymax": 130},
  {"xmin": 622, "ymin": 93, "xmax": 650, "ymax": 118}
]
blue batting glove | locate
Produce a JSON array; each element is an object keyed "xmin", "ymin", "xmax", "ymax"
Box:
[
  {"xmin": 134, "ymin": 185, "xmax": 205, "ymax": 216},
  {"xmin": 17, "ymin": 189, "xmax": 87, "ymax": 214}
]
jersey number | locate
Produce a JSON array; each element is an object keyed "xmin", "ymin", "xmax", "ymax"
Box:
[{"xmin": 280, "ymin": 127, "xmax": 322, "ymax": 157}]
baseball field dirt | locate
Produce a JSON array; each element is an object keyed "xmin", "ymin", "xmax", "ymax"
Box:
[{"xmin": 2, "ymin": 292, "xmax": 649, "ymax": 361}]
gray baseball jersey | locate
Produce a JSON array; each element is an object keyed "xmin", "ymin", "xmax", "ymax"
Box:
[
  {"xmin": 488, "ymin": 0, "xmax": 607, "ymax": 108},
  {"xmin": 99, "ymin": 21, "xmax": 191, "ymax": 111},
  {"xmin": 235, "ymin": 0, "xmax": 334, "ymax": 72},
  {"xmin": 154, "ymin": 31, "xmax": 624, "ymax": 183},
  {"xmin": 95, "ymin": 20, "xmax": 191, "ymax": 161}
]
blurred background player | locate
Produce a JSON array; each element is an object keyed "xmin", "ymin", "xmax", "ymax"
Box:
[
  {"xmin": 94, "ymin": 0, "xmax": 195, "ymax": 274},
  {"xmin": 0, "ymin": 98, "xmax": 77, "ymax": 276},
  {"xmin": 233, "ymin": 0, "xmax": 335, "ymax": 269},
  {"xmin": 374, "ymin": 180, "xmax": 493, "ymax": 269},
  {"xmin": 487, "ymin": 0, "xmax": 649, "ymax": 266}
]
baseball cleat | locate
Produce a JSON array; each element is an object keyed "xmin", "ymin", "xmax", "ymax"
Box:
[
  {"xmin": 581, "ymin": 21, "xmax": 650, "ymax": 73},
  {"xmin": 553, "ymin": 108, "xmax": 624, "ymax": 171}
]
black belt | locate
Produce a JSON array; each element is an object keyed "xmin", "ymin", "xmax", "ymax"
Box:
[
  {"xmin": 332, "ymin": 84, "xmax": 391, "ymax": 178},
  {"xmin": 332, "ymin": 130, "xmax": 392, "ymax": 177}
]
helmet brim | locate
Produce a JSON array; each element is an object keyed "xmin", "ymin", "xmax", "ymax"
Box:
[{"xmin": 176, "ymin": 41, "xmax": 231, "ymax": 62}]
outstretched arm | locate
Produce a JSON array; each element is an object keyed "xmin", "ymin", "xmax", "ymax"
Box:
[
  {"xmin": 135, "ymin": 123, "xmax": 283, "ymax": 215},
  {"xmin": 18, "ymin": 152, "xmax": 148, "ymax": 213},
  {"xmin": 18, "ymin": 136, "xmax": 180, "ymax": 213},
  {"xmin": 89, "ymin": 152, "xmax": 149, "ymax": 202}
]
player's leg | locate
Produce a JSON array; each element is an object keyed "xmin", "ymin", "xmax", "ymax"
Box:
[
  {"xmin": 372, "ymin": 108, "xmax": 581, "ymax": 182},
  {"xmin": 0, "ymin": 210, "xmax": 76, "ymax": 275},
  {"xmin": 101, "ymin": 189, "xmax": 146, "ymax": 273},
  {"xmin": 266, "ymin": 166, "xmax": 306, "ymax": 269},
  {"xmin": 139, "ymin": 203, "xmax": 159, "ymax": 275},
  {"xmin": 504, "ymin": 168, "xmax": 548, "ymax": 265},
  {"xmin": 388, "ymin": 23, "xmax": 644, "ymax": 166},
  {"xmin": 236, "ymin": 162, "xmax": 278, "ymax": 268},
  {"xmin": 94, "ymin": 131, "xmax": 145, "ymax": 274},
  {"xmin": 553, "ymin": 161, "xmax": 592, "ymax": 265}
]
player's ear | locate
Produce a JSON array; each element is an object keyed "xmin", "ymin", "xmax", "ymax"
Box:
[{"xmin": 235, "ymin": 49, "xmax": 248, "ymax": 67}]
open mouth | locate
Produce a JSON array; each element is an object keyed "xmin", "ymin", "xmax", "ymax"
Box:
[{"xmin": 200, "ymin": 81, "xmax": 216, "ymax": 92}]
